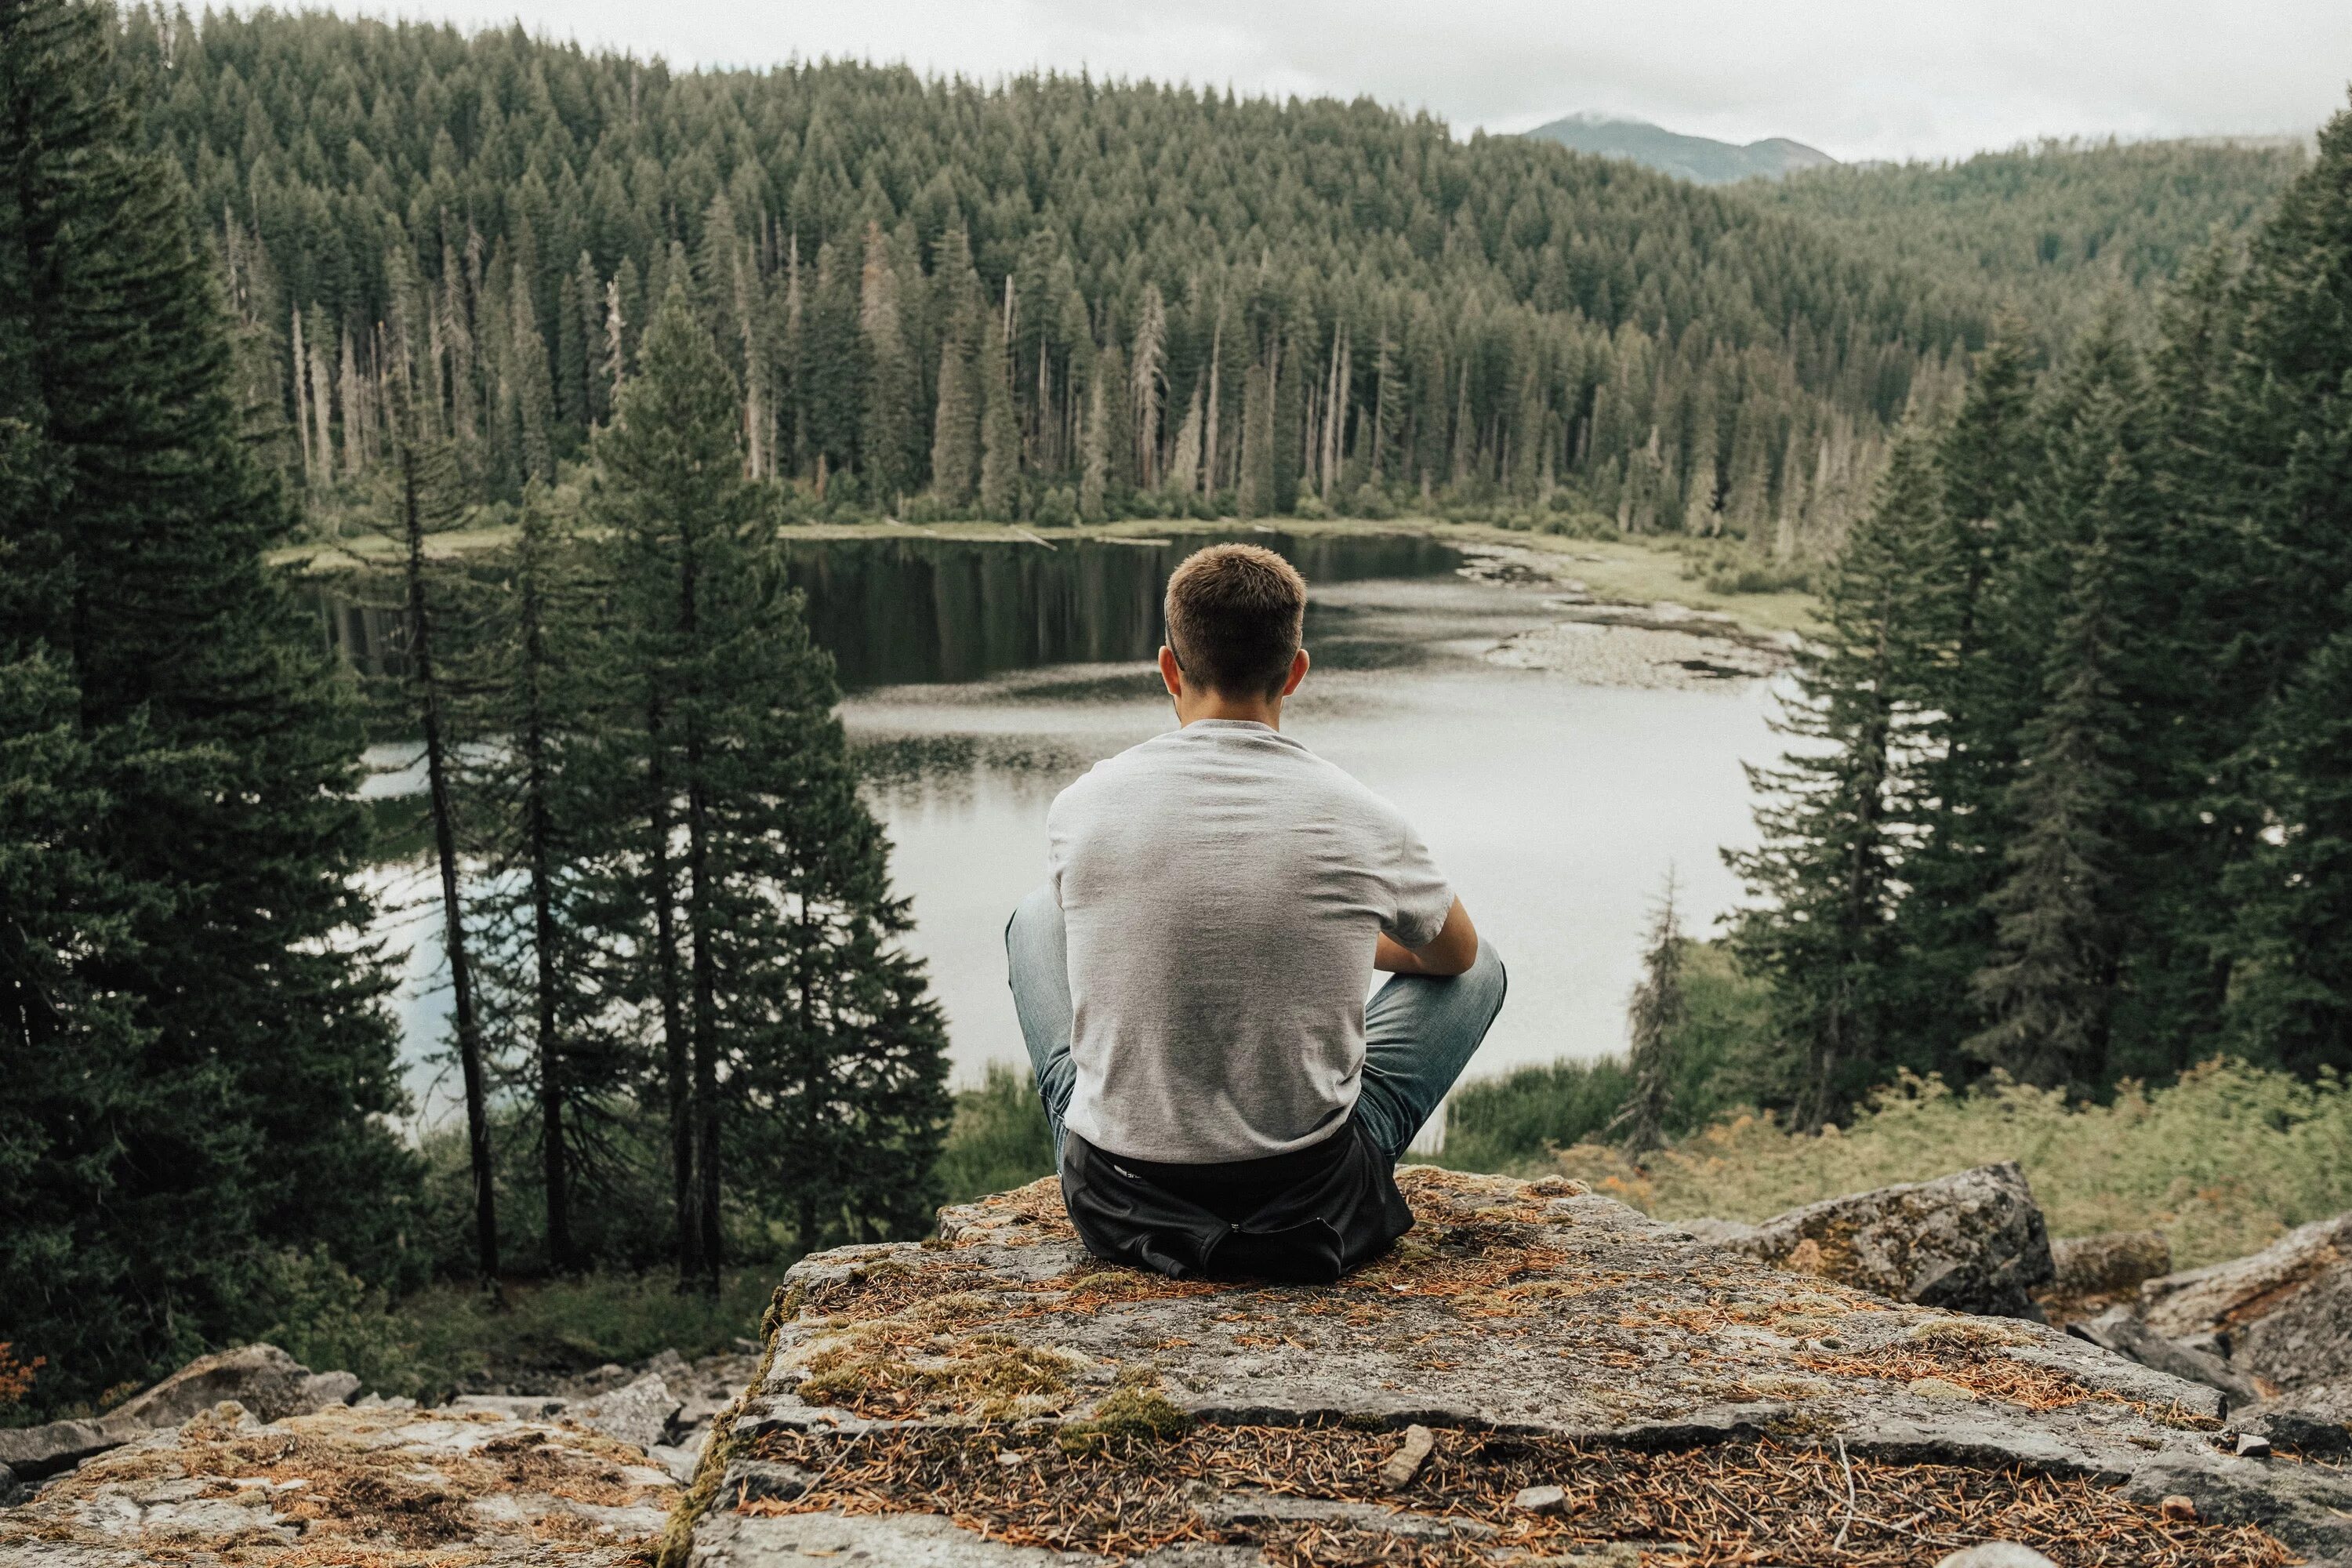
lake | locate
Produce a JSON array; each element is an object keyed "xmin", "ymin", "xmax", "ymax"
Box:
[{"xmin": 367, "ymin": 529, "xmax": 1784, "ymax": 1139}]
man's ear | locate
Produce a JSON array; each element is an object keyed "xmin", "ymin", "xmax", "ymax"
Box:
[
  {"xmin": 1279, "ymin": 647, "xmax": 1310, "ymax": 697},
  {"xmin": 1158, "ymin": 644, "xmax": 1184, "ymax": 699}
]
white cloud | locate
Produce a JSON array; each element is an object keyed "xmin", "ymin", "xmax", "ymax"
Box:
[{"xmin": 315, "ymin": 0, "xmax": 2347, "ymax": 162}]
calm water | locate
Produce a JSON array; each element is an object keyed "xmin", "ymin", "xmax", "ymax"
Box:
[{"xmin": 371, "ymin": 532, "xmax": 1780, "ymax": 1131}]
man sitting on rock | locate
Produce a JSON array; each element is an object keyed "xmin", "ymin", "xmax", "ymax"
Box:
[{"xmin": 1005, "ymin": 542, "xmax": 1505, "ymax": 1283}]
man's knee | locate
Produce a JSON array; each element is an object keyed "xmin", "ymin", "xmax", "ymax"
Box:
[
  {"xmin": 1006, "ymin": 883, "xmax": 1058, "ymax": 955},
  {"xmin": 1463, "ymin": 937, "xmax": 1507, "ymax": 1021}
]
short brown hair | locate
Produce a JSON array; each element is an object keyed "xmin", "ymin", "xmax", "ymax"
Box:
[{"xmin": 1163, "ymin": 543, "xmax": 1307, "ymax": 698}]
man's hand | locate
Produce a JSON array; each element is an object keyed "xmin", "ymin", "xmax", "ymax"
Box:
[{"xmin": 1375, "ymin": 897, "xmax": 1479, "ymax": 978}]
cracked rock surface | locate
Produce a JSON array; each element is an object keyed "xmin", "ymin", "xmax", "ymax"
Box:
[
  {"xmin": 0, "ymin": 1397, "xmax": 673, "ymax": 1566},
  {"xmin": 681, "ymin": 1167, "xmax": 2352, "ymax": 1566}
]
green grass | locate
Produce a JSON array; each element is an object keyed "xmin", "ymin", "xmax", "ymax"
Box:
[{"xmin": 1544, "ymin": 1060, "xmax": 2352, "ymax": 1270}]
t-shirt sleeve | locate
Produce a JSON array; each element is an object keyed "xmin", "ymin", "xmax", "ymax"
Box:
[
  {"xmin": 1045, "ymin": 789, "xmax": 1071, "ymax": 907},
  {"xmin": 1381, "ymin": 816, "xmax": 1456, "ymax": 950}
]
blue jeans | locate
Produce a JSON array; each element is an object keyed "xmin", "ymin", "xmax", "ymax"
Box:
[{"xmin": 1003, "ymin": 884, "xmax": 1507, "ymax": 1168}]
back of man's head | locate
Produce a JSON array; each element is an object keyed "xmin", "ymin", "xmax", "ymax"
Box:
[{"xmin": 1163, "ymin": 543, "xmax": 1308, "ymax": 699}]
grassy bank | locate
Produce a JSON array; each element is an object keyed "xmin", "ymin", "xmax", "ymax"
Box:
[{"xmin": 1540, "ymin": 1062, "xmax": 2352, "ymax": 1270}]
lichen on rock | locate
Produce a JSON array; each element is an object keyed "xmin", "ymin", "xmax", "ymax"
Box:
[
  {"xmin": 0, "ymin": 1398, "xmax": 673, "ymax": 1566},
  {"xmin": 671, "ymin": 1167, "xmax": 2352, "ymax": 1565}
]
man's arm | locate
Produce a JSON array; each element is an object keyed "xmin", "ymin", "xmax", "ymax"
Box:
[{"xmin": 1374, "ymin": 897, "xmax": 1478, "ymax": 978}]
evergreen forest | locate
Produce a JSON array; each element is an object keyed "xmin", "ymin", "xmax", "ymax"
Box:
[
  {"xmin": 3, "ymin": 0, "xmax": 2349, "ymax": 1424},
  {"xmin": 123, "ymin": 5, "xmax": 2011, "ymax": 547}
]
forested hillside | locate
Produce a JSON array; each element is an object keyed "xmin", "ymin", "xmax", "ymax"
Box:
[
  {"xmin": 1756, "ymin": 138, "xmax": 2307, "ymax": 337},
  {"xmin": 116, "ymin": 6, "xmax": 1987, "ymax": 552},
  {"xmin": 1726, "ymin": 104, "xmax": 2352, "ymax": 1122}
]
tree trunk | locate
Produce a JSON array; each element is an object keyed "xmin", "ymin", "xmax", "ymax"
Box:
[
  {"xmin": 517, "ymin": 546, "xmax": 574, "ymax": 1272},
  {"xmin": 647, "ymin": 691, "xmax": 700, "ymax": 1287},
  {"xmin": 401, "ymin": 439, "xmax": 498, "ymax": 1289},
  {"xmin": 680, "ymin": 529, "xmax": 724, "ymax": 1297}
]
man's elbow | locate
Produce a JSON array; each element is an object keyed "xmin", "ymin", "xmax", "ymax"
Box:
[{"xmin": 1415, "ymin": 901, "xmax": 1479, "ymax": 976}]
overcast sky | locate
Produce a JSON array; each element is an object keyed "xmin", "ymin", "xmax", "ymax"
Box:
[{"xmin": 319, "ymin": 0, "xmax": 2344, "ymax": 163}]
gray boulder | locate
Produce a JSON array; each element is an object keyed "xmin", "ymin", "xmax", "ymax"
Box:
[
  {"xmin": 570, "ymin": 1371, "xmax": 680, "ymax": 1452},
  {"xmin": 0, "ymin": 1414, "xmax": 149, "ymax": 1481},
  {"xmin": 292, "ymin": 1369, "xmax": 361, "ymax": 1413},
  {"xmin": 0, "ymin": 1398, "xmax": 676, "ymax": 1564},
  {"xmin": 2049, "ymin": 1230, "xmax": 2171, "ymax": 1301},
  {"xmin": 1708, "ymin": 1161, "xmax": 2055, "ymax": 1317},
  {"xmin": 2238, "ymin": 1379, "xmax": 2352, "ymax": 1456},
  {"xmin": 673, "ymin": 1169, "xmax": 2352, "ymax": 1566},
  {"xmin": 2140, "ymin": 1211, "xmax": 2352, "ymax": 1345},
  {"xmin": 107, "ymin": 1343, "xmax": 312, "ymax": 1427},
  {"xmin": 2066, "ymin": 1305, "xmax": 2263, "ymax": 1408},
  {"xmin": 2138, "ymin": 1212, "xmax": 2352, "ymax": 1392},
  {"xmin": 2231, "ymin": 1259, "xmax": 2352, "ymax": 1392}
]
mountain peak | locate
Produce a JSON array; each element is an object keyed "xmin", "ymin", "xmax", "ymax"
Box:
[{"xmin": 1523, "ymin": 114, "xmax": 1837, "ymax": 184}]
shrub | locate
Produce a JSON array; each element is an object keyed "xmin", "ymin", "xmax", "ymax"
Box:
[
  {"xmin": 1033, "ymin": 486, "xmax": 1079, "ymax": 528},
  {"xmin": 254, "ymin": 1245, "xmax": 420, "ymax": 1398},
  {"xmin": 936, "ymin": 1064, "xmax": 1056, "ymax": 1204},
  {"xmin": 1443, "ymin": 1058, "xmax": 1632, "ymax": 1171},
  {"xmin": 1438, "ymin": 942, "xmax": 1783, "ymax": 1172}
]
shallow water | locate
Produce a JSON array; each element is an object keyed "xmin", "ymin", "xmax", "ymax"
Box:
[{"xmin": 377, "ymin": 532, "xmax": 1782, "ymax": 1128}]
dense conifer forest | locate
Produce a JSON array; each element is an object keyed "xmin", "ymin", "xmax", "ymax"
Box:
[
  {"xmin": 1755, "ymin": 137, "xmax": 2307, "ymax": 337},
  {"xmin": 1725, "ymin": 114, "xmax": 2352, "ymax": 1120},
  {"xmin": 4, "ymin": 0, "xmax": 2347, "ymax": 1422},
  {"xmin": 119, "ymin": 5, "xmax": 2006, "ymax": 547}
]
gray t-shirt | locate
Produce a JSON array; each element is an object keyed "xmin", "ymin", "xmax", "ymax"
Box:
[{"xmin": 1047, "ymin": 718, "xmax": 1456, "ymax": 1163}]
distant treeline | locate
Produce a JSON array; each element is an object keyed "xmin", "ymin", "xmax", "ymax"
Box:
[
  {"xmin": 116, "ymin": 5, "xmax": 2006, "ymax": 550},
  {"xmin": 1758, "ymin": 137, "xmax": 2307, "ymax": 338}
]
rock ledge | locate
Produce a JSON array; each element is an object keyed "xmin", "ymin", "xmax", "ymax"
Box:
[{"xmin": 673, "ymin": 1168, "xmax": 2352, "ymax": 1566}]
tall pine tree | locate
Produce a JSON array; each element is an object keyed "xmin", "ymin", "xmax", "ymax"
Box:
[
  {"xmin": 1726, "ymin": 436, "xmax": 1947, "ymax": 1127},
  {"xmin": 0, "ymin": 0, "xmax": 408, "ymax": 1408},
  {"xmin": 590, "ymin": 288, "xmax": 951, "ymax": 1283}
]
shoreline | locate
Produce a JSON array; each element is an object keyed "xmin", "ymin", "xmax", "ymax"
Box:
[{"xmin": 280, "ymin": 513, "xmax": 1819, "ymax": 644}]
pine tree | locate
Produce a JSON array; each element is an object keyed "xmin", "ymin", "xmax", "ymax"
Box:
[
  {"xmin": 1236, "ymin": 354, "xmax": 1274, "ymax": 518},
  {"xmin": 1078, "ymin": 365, "xmax": 1109, "ymax": 523},
  {"xmin": 2227, "ymin": 618, "xmax": 2352, "ymax": 1076},
  {"xmin": 930, "ymin": 320, "xmax": 977, "ymax": 506},
  {"xmin": 1272, "ymin": 316, "xmax": 1305, "ymax": 513},
  {"xmin": 387, "ymin": 387, "xmax": 500, "ymax": 1285},
  {"xmin": 590, "ymin": 286, "xmax": 951, "ymax": 1275},
  {"xmin": 591, "ymin": 287, "xmax": 735, "ymax": 1287},
  {"xmin": 1131, "ymin": 285, "xmax": 1167, "ymax": 488},
  {"xmin": 1965, "ymin": 533, "xmax": 2129, "ymax": 1088},
  {"xmin": 1894, "ymin": 321, "xmax": 2040, "ymax": 1073},
  {"xmin": 977, "ymin": 315, "xmax": 1018, "ymax": 518},
  {"xmin": 1608, "ymin": 874, "xmax": 1685, "ymax": 1156},
  {"xmin": 464, "ymin": 488, "xmax": 628, "ymax": 1273},
  {"xmin": 2213, "ymin": 107, "xmax": 2352, "ymax": 1074},
  {"xmin": 510, "ymin": 260, "xmax": 557, "ymax": 484},
  {"xmin": 0, "ymin": 0, "xmax": 408, "ymax": 1406},
  {"xmin": 1726, "ymin": 436, "xmax": 1946, "ymax": 1127},
  {"xmin": 858, "ymin": 223, "xmax": 916, "ymax": 507},
  {"xmin": 1963, "ymin": 312, "xmax": 2167, "ymax": 1089}
]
